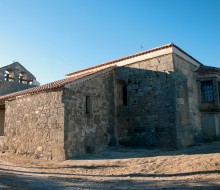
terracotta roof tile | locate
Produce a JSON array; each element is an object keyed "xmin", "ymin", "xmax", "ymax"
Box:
[{"xmin": 196, "ymin": 65, "xmax": 220, "ymax": 73}]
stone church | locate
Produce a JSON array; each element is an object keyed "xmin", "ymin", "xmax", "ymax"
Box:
[{"xmin": 0, "ymin": 43, "xmax": 219, "ymax": 161}]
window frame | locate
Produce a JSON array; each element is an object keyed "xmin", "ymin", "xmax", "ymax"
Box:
[{"xmin": 200, "ymin": 80, "xmax": 214, "ymax": 103}]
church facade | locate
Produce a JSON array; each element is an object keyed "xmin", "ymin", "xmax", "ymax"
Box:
[{"xmin": 0, "ymin": 43, "xmax": 219, "ymax": 161}]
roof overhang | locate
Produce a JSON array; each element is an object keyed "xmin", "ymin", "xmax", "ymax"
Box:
[{"xmin": 172, "ymin": 46, "xmax": 201, "ymax": 67}]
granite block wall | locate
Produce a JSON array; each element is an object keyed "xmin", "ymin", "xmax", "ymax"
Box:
[
  {"xmin": 173, "ymin": 54, "xmax": 201, "ymax": 133},
  {"xmin": 115, "ymin": 54, "xmax": 177, "ymax": 147},
  {"xmin": 63, "ymin": 72, "xmax": 116, "ymax": 158},
  {"xmin": 0, "ymin": 109, "xmax": 5, "ymax": 136},
  {"xmin": 0, "ymin": 81, "xmax": 37, "ymax": 96},
  {"xmin": 170, "ymin": 71, "xmax": 194, "ymax": 147},
  {"xmin": 4, "ymin": 89, "xmax": 65, "ymax": 161},
  {"xmin": 201, "ymin": 113, "xmax": 220, "ymax": 138}
]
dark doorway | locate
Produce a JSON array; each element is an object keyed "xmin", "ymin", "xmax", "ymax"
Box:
[
  {"xmin": 0, "ymin": 104, "xmax": 5, "ymax": 136},
  {"xmin": 117, "ymin": 80, "xmax": 127, "ymax": 106}
]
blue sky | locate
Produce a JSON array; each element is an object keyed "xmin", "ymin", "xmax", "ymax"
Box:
[{"xmin": 0, "ymin": 0, "xmax": 219, "ymax": 84}]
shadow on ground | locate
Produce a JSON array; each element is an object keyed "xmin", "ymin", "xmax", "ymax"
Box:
[
  {"xmin": 73, "ymin": 141, "xmax": 220, "ymax": 160},
  {"xmin": 0, "ymin": 169, "xmax": 220, "ymax": 190},
  {"xmin": 0, "ymin": 141, "xmax": 220, "ymax": 189}
]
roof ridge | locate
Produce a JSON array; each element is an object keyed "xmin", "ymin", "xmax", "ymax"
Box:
[
  {"xmin": 66, "ymin": 43, "xmax": 203, "ymax": 77},
  {"xmin": 171, "ymin": 44, "xmax": 202, "ymax": 65},
  {"xmin": 65, "ymin": 43, "xmax": 174, "ymax": 76}
]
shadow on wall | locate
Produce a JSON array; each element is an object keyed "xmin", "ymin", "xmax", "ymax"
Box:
[
  {"xmin": 73, "ymin": 141, "xmax": 220, "ymax": 160},
  {"xmin": 63, "ymin": 65, "xmax": 198, "ymax": 159},
  {"xmin": 114, "ymin": 66, "xmax": 192, "ymax": 148}
]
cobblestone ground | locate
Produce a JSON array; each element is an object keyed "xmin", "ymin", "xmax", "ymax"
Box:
[{"xmin": 0, "ymin": 141, "xmax": 220, "ymax": 189}]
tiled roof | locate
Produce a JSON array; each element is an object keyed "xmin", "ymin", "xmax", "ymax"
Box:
[
  {"xmin": 0, "ymin": 68, "xmax": 113, "ymax": 103},
  {"xmin": 196, "ymin": 65, "xmax": 220, "ymax": 73},
  {"xmin": 65, "ymin": 43, "xmax": 202, "ymax": 77}
]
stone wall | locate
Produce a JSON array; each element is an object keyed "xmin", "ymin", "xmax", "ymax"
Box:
[
  {"xmin": 115, "ymin": 54, "xmax": 177, "ymax": 147},
  {"xmin": 173, "ymin": 54, "xmax": 201, "ymax": 132},
  {"xmin": 171, "ymin": 71, "xmax": 194, "ymax": 147},
  {"xmin": 0, "ymin": 109, "xmax": 5, "ymax": 136},
  {"xmin": 0, "ymin": 136, "xmax": 6, "ymax": 153},
  {"xmin": 0, "ymin": 108, "xmax": 6, "ymax": 153},
  {"xmin": 201, "ymin": 113, "xmax": 220, "ymax": 137},
  {"xmin": 0, "ymin": 81, "xmax": 37, "ymax": 96},
  {"xmin": 63, "ymin": 72, "xmax": 116, "ymax": 158},
  {"xmin": 5, "ymin": 89, "xmax": 65, "ymax": 161},
  {"xmin": 173, "ymin": 54, "xmax": 200, "ymax": 145}
]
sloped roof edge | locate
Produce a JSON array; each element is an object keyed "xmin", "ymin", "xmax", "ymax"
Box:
[
  {"xmin": 66, "ymin": 43, "xmax": 202, "ymax": 77},
  {"xmin": 195, "ymin": 65, "xmax": 220, "ymax": 74},
  {"xmin": 0, "ymin": 62, "xmax": 36, "ymax": 80},
  {"xmin": 0, "ymin": 67, "xmax": 115, "ymax": 103}
]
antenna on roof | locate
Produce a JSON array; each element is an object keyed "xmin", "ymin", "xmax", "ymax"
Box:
[{"xmin": 140, "ymin": 44, "xmax": 144, "ymax": 50}]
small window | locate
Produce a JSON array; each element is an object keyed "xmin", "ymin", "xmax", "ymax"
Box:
[
  {"xmin": 117, "ymin": 81, "xmax": 127, "ymax": 106},
  {"xmin": 86, "ymin": 96, "xmax": 91, "ymax": 114},
  {"xmin": 201, "ymin": 80, "xmax": 214, "ymax": 103}
]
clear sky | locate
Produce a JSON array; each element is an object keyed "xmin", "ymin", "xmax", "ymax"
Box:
[{"xmin": 0, "ymin": 0, "xmax": 219, "ymax": 84}]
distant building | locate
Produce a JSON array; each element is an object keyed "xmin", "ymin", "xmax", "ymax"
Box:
[
  {"xmin": 0, "ymin": 62, "xmax": 39, "ymax": 96},
  {"xmin": 0, "ymin": 44, "xmax": 219, "ymax": 161}
]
